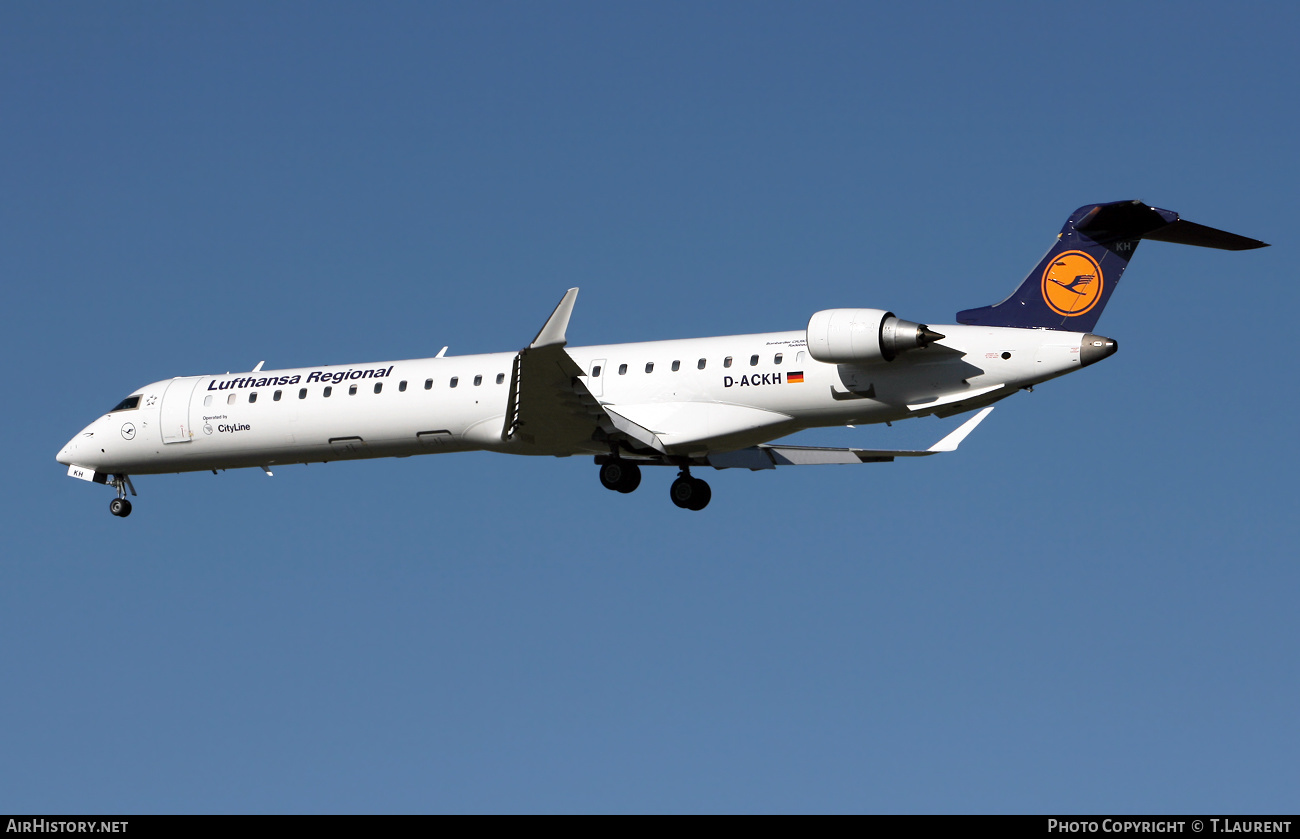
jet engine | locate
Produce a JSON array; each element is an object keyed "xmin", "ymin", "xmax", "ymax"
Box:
[{"xmin": 806, "ymin": 308, "xmax": 945, "ymax": 364}]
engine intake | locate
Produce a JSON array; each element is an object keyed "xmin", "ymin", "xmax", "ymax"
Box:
[{"xmin": 806, "ymin": 308, "xmax": 945, "ymax": 364}]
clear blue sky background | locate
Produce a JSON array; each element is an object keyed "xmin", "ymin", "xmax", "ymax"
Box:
[{"xmin": 2, "ymin": 3, "xmax": 1295, "ymax": 814}]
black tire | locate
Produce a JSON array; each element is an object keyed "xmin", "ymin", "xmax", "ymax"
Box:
[
  {"xmin": 601, "ymin": 461, "xmax": 642, "ymax": 494},
  {"xmin": 109, "ymin": 498, "xmax": 129, "ymax": 517},
  {"xmin": 670, "ymin": 476, "xmax": 695, "ymax": 509},
  {"xmin": 616, "ymin": 462, "xmax": 641, "ymax": 494},
  {"xmin": 685, "ymin": 479, "xmax": 711, "ymax": 511},
  {"xmin": 599, "ymin": 462, "xmax": 626, "ymax": 491}
]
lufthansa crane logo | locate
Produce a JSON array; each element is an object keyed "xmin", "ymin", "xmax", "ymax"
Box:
[
  {"xmin": 121, "ymin": 423, "xmax": 136, "ymax": 441},
  {"xmin": 1042, "ymin": 250, "xmax": 1104, "ymax": 317}
]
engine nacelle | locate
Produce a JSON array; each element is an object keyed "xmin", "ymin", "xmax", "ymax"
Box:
[{"xmin": 806, "ymin": 308, "xmax": 945, "ymax": 364}]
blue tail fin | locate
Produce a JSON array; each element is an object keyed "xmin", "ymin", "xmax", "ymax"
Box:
[{"xmin": 956, "ymin": 200, "xmax": 1267, "ymax": 332}]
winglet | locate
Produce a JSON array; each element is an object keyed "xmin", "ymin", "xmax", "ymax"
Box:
[
  {"xmin": 252, "ymin": 361, "xmax": 265, "ymax": 372},
  {"xmin": 927, "ymin": 407, "xmax": 994, "ymax": 452},
  {"xmin": 530, "ymin": 288, "xmax": 579, "ymax": 349}
]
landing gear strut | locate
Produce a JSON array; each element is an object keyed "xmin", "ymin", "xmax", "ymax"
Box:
[
  {"xmin": 670, "ymin": 468, "xmax": 711, "ymax": 511},
  {"xmin": 599, "ymin": 460, "xmax": 642, "ymax": 494},
  {"xmin": 108, "ymin": 474, "xmax": 135, "ymax": 518}
]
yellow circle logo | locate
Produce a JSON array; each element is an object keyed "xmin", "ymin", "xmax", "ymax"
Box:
[{"xmin": 1041, "ymin": 251, "xmax": 1104, "ymax": 317}]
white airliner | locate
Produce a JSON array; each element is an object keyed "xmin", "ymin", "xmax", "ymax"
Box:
[{"xmin": 58, "ymin": 201, "xmax": 1266, "ymax": 516}]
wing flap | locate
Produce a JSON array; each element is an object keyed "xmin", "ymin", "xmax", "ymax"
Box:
[
  {"xmin": 604, "ymin": 401, "xmax": 794, "ymax": 453},
  {"xmin": 706, "ymin": 407, "xmax": 994, "ymax": 470}
]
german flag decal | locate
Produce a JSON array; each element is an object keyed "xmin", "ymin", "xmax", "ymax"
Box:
[{"xmin": 787, "ymin": 371, "xmax": 804, "ymax": 384}]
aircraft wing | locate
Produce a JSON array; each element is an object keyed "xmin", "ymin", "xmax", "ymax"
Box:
[
  {"xmin": 706, "ymin": 407, "xmax": 994, "ymax": 470},
  {"xmin": 502, "ymin": 289, "xmax": 611, "ymax": 452}
]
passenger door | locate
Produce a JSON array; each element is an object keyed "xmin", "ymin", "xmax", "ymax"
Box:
[{"xmin": 160, "ymin": 377, "xmax": 203, "ymax": 444}]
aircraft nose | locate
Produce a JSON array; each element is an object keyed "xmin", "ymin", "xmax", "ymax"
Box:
[{"xmin": 57, "ymin": 425, "xmax": 90, "ymax": 466}]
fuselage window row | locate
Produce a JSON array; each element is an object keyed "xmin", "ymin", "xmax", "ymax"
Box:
[{"xmin": 206, "ymin": 355, "xmax": 758, "ymax": 408}]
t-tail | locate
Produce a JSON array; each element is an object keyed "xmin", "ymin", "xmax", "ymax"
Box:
[{"xmin": 956, "ymin": 200, "xmax": 1268, "ymax": 332}]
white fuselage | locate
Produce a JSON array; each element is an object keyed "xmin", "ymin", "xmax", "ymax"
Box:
[
  {"xmin": 57, "ymin": 323, "xmax": 1089, "ymax": 476},
  {"xmin": 55, "ymin": 322, "xmax": 1092, "ymax": 478}
]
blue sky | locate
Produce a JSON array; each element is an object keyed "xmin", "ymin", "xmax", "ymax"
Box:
[{"xmin": 2, "ymin": 3, "xmax": 1296, "ymax": 813}]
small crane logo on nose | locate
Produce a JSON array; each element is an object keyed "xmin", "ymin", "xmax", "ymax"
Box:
[{"xmin": 121, "ymin": 423, "xmax": 136, "ymax": 441}]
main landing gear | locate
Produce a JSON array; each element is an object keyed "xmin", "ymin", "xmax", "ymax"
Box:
[
  {"xmin": 669, "ymin": 468, "xmax": 711, "ymax": 511},
  {"xmin": 596, "ymin": 460, "xmax": 711, "ymax": 510},
  {"xmin": 108, "ymin": 474, "xmax": 136, "ymax": 518},
  {"xmin": 599, "ymin": 460, "xmax": 642, "ymax": 494}
]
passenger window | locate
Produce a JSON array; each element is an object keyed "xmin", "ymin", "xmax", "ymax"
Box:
[
  {"xmin": 348, "ymin": 384, "xmax": 358, "ymax": 396},
  {"xmin": 450, "ymin": 377, "xmax": 458, "ymax": 388},
  {"xmin": 619, "ymin": 364, "xmax": 627, "ymax": 375},
  {"xmin": 299, "ymin": 388, "xmax": 307, "ymax": 399},
  {"xmin": 204, "ymin": 395, "xmax": 213, "ymax": 407},
  {"xmin": 750, "ymin": 355, "xmax": 759, "ymax": 366},
  {"xmin": 697, "ymin": 358, "xmax": 706, "ymax": 370},
  {"xmin": 645, "ymin": 362, "xmax": 654, "ymax": 373},
  {"xmin": 671, "ymin": 360, "xmax": 681, "ymax": 372},
  {"xmin": 724, "ymin": 356, "xmax": 733, "ymax": 368},
  {"xmin": 374, "ymin": 382, "xmax": 383, "ymax": 394},
  {"xmin": 274, "ymin": 390, "xmax": 282, "ymax": 401},
  {"xmin": 774, "ymin": 353, "xmax": 783, "ymax": 365},
  {"xmin": 473, "ymin": 375, "xmax": 482, "ymax": 386},
  {"xmin": 425, "ymin": 379, "xmax": 433, "ymax": 390},
  {"xmin": 592, "ymin": 365, "xmax": 602, "ymax": 377},
  {"xmin": 249, "ymin": 392, "xmax": 258, "ymax": 403},
  {"xmin": 324, "ymin": 386, "xmax": 332, "ymax": 397},
  {"xmin": 496, "ymin": 373, "xmax": 505, "ymax": 384},
  {"xmin": 399, "ymin": 380, "xmax": 407, "ymax": 392},
  {"xmin": 227, "ymin": 394, "xmax": 236, "ymax": 405}
]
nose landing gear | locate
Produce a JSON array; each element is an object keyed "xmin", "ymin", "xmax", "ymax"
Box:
[{"xmin": 107, "ymin": 474, "xmax": 136, "ymax": 518}]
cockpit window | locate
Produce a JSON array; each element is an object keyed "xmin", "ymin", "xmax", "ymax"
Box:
[{"xmin": 110, "ymin": 396, "xmax": 140, "ymax": 412}]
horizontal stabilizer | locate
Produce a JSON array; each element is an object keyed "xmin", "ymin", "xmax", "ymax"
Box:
[
  {"xmin": 1141, "ymin": 219, "xmax": 1268, "ymax": 250},
  {"xmin": 1075, "ymin": 201, "xmax": 1268, "ymax": 249}
]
